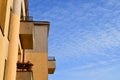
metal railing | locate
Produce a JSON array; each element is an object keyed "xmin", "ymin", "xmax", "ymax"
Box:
[
  {"xmin": 48, "ymin": 56, "xmax": 56, "ymax": 61},
  {"xmin": 21, "ymin": 16, "xmax": 33, "ymax": 21}
]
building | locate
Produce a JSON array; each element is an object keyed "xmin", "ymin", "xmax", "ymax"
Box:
[{"xmin": 0, "ymin": 0, "xmax": 56, "ymax": 80}]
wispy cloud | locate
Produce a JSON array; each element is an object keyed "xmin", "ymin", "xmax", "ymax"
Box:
[
  {"xmin": 29, "ymin": 0, "xmax": 120, "ymax": 80},
  {"xmin": 51, "ymin": 63, "xmax": 120, "ymax": 80}
]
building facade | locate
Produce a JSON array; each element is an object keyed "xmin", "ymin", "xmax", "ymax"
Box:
[{"xmin": 0, "ymin": 0, "xmax": 56, "ymax": 80}]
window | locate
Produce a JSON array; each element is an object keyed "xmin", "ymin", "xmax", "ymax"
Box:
[{"xmin": 0, "ymin": 0, "xmax": 7, "ymax": 36}]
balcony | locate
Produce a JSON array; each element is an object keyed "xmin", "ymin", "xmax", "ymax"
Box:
[
  {"xmin": 17, "ymin": 61, "xmax": 33, "ymax": 71},
  {"xmin": 19, "ymin": 19, "xmax": 34, "ymax": 49},
  {"xmin": 21, "ymin": 16, "xmax": 33, "ymax": 21},
  {"xmin": 48, "ymin": 56, "xmax": 56, "ymax": 74},
  {"xmin": 16, "ymin": 71, "xmax": 33, "ymax": 80}
]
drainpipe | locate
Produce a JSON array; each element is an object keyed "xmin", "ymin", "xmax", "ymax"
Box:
[{"xmin": 22, "ymin": 49, "xmax": 25, "ymax": 63}]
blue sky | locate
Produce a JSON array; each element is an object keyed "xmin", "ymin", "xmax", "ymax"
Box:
[{"xmin": 29, "ymin": 0, "xmax": 120, "ymax": 80}]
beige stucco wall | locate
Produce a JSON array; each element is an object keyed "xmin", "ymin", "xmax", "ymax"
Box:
[
  {"xmin": 0, "ymin": 0, "xmax": 11, "ymax": 80},
  {"xmin": 0, "ymin": 31, "xmax": 6, "ymax": 80},
  {"xmin": 5, "ymin": 13, "xmax": 20, "ymax": 80},
  {"xmin": 25, "ymin": 53, "xmax": 48, "ymax": 80},
  {"xmin": 25, "ymin": 24, "xmax": 49, "ymax": 80},
  {"xmin": 4, "ymin": 0, "xmax": 25, "ymax": 80}
]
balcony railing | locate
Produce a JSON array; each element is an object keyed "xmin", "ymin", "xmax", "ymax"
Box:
[
  {"xmin": 21, "ymin": 16, "xmax": 33, "ymax": 21},
  {"xmin": 17, "ymin": 61, "xmax": 33, "ymax": 71},
  {"xmin": 48, "ymin": 56, "xmax": 56, "ymax": 61},
  {"xmin": 48, "ymin": 56, "xmax": 56, "ymax": 74},
  {"xmin": 16, "ymin": 71, "xmax": 33, "ymax": 80}
]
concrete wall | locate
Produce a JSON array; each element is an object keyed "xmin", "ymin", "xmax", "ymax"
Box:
[
  {"xmin": 25, "ymin": 23, "xmax": 49, "ymax": 80},
  {"xmin": 0, "ymin": 0, "xmax": 26, "ymax": 80},
  {"xmin": 16, "ymin": 72, "xmax": 33, "ymax": 80},
  {"xmin": 48, "ymin": 60, "xmax": 56, "ymax": 74},
  {"xmin": 48, "ymin": 60, "xmax": 56, "ymax": 69},
  {"xmin": 25, "ymin": 53, "xmax": 48, "ymax": 80},
  {"xmin": 26, "ymin": 24, "xmax": 49, "ymax": 53}
]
